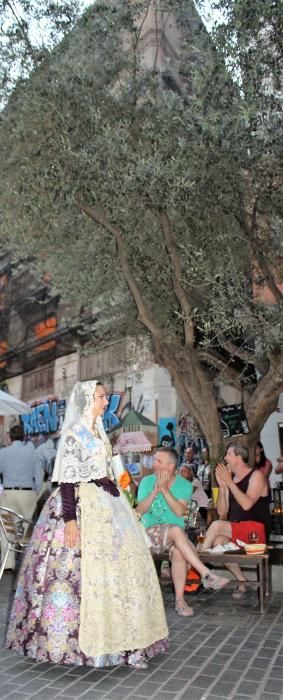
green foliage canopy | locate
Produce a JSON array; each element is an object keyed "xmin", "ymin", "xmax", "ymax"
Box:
[{"xmin": 0, "ymin": 0, "xmax": 282, "ymax": 453}]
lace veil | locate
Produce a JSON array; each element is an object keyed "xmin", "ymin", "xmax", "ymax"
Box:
[{"xmin": 51, "ymin": 380, "xmax": 110, "ymax": 483}]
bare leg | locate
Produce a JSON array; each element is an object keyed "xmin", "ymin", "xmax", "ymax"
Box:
[
  {"xmin": 167, "ymin": 527, "xmax": 210, "ymax": 577},
  {"xmin": 213, "ymin": 535, "xmax": 230, "ymax": 545},
  {"xmin": 171, "ymin": 547, "xmax": 188, "ymax": 600},
  {"xmin": 226, "ymin": 563, "xmax": 247, "ymax": 593},
  {"xmin": 203, "ymin": 520, "xmax": 232, "ymax": 550},
  {"xmin": 167, "ymin": 526, "xmax": 229, "ymax": 588},
  {"xmin": 171, "ymin": 547, "xmax": 193, "ymax": 616},
  {"xmin": 202, "ymin": 522, "xmax": 246, "ymax": 593}
]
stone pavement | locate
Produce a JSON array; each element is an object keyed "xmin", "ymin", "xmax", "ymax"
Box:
[{"xmin": 0, "ymin": 574, "xmax": 282, "ymax": 700}]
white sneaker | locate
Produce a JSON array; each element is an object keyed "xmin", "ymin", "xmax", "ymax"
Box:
[
  {"xmin": 205, "ymin": 544, "xmax": 226, "ymax": 553},
  {"xmin": 205, "ymin": 543, "xmax": 240, "ymax": 554},
  {"xmin": 222, "ymin": 542, "xmax": 240, "ymax": 552}
]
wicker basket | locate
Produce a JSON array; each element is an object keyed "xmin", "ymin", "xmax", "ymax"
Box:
[{"xmin": 243, "ymin": 543, "xmax": 266, "ymax": 555}]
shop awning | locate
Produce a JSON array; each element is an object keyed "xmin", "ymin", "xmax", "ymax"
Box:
[{"xmin": 113, "ymin": 430, "xmax": 152, "ymax": 454}]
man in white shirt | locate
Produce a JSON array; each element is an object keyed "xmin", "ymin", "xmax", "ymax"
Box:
[
  {"xmin": 0, "ymin": 424, "xmax": 44, "ymax": 570},
  {"xmin": 35, "ymin": 434, "xmax": 57, "ymax": 480},
  {"xmin": 179, "ymin": 464, "xmax": 210, "ymax": 509}
]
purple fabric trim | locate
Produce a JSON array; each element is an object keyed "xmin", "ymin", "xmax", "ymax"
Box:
[
  {"xmin": 6, "ymin": 488, "xmax": 169, "ymax": 665},
  {"xmin": 60, "ymin": 482, "xmax": 76, "ymax": 522},
  {"xmin": 93, "ymin": 477, "xmax": 120, "ymax": 498},
  {"xmin": 60, "ymin": 479, "xmax": 120, "ymax": 522}
]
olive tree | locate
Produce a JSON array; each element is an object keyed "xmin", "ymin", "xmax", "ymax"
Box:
[{"xmin": 0, "ymin": 0, "xmax": 282, "ymax": 458}]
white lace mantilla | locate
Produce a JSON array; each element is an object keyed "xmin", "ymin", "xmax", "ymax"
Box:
[{"xmin": 58, "ymin": 424, "xmax": 113, "ymax": 483}]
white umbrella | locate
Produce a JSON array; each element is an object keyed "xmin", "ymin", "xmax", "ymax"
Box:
[{"xmin": 0, "ymin": 389, "xmax": 32, "ymax": 416}]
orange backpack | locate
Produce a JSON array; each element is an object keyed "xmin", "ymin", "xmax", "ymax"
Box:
[{"xmin": 184, "ymin": 567, "xmax": 201, "ymax": 593}]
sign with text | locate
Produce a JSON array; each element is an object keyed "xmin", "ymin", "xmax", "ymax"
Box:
[{"xmin": 218, "ymin": 404, "xmax": 249, "ymax": 438}]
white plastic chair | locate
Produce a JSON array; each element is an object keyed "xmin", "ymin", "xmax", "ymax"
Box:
[
  {"xmin": 185, "ymin": 499, "xmax": 199, "ymax": 529},
  {"xmin": 0, "ymin": 506, "xmax": 33, "ymax": 580}
]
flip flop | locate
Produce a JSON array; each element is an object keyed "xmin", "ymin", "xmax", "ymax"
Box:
[{"xmin": 175, "ymin": 601, "xmax": 194, "ymax": 617}]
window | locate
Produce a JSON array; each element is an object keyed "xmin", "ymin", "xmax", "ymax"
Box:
[
  {"xmin": 33, "ymin": 316, "xmax": 57, "ymax": 353},
  {"xmin": 22, "ymin": 365, "xmax": 54, "ymax": 400}
]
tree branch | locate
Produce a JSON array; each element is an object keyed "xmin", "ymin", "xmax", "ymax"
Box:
[
  {"xmin": 217, "ymin": 337, "xmax": 268, "ymax": 375},
  {"xmin": 245, "ymin": 352, "xmax": 283, "ymax": 435},
  {"xmin": 158, "ymin": 208, "xmax": 194, "ymax": 346},
  {"xmin": 134, "ymin": 0, "xmax": 152, "ymax": 47},
  {"xmin": 249, "ymin": 203, "xmax": 282, "ymax": 304},
  {"xmin": 75, "ymin": 198, "xmax": 162, "ymax": 342},
  {"xmin": 3, "ymin": 0, "xmax": 34, "ymax": 55},
  {"xmin": 197, "ymin": 349, "xmax": 243, "ymax": 386},
  {"xmin": 238, "ymin": 197, "xmax": 282, "ymax": 304}
]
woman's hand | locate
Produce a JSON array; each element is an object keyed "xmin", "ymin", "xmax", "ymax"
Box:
[{"xmin": 64, "ymin": 520, "xmax": 80, "ymax": 548}]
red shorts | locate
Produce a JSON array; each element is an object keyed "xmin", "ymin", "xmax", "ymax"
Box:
[{"xmin": 230, "ymin": 521, "xmax": 266, "ymax": 545}]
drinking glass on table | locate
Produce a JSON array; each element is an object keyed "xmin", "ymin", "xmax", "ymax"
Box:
[
  {"xmin": 248, "ymin": 530, "xmax": 259, "ymax": 544},
  {"xmin": 196, "ymin": 528, "xmax": 206, "ymax": 551}
]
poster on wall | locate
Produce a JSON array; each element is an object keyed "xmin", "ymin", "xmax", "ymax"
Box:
[
  {"xmin": 218, "ymin": 404, "xmax": 249, "ymax": 438},
  {"xmin": 158, "ymin": 418, "xmax": 177, "ymax": 448}
]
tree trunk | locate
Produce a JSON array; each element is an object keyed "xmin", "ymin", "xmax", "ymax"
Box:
[
  {"xmin": 154, "ymin": 343, "xmax": 283, "ymax": 475},
  {"xmin": 77, "ymin": 204, "xmax": 283, "ymax": 469},
  {"xmin": 245, "ymin": 353, "xmax": 283, "ymax": 437},
  {"xmin": 153, "ymin": 340, "xmax": 224, "ymax": 462}
]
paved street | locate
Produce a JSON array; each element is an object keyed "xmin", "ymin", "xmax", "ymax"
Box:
[{"xmin": 0, "ymin": 574, "xmax": 282, "ymax": 700}]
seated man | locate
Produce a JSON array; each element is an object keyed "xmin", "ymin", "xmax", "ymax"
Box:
[
  {"xmin": 179, "ymin": 463, "xmax": 209, "ymax": 521},
  {"xmin": 203, "ymin": 444, "xmax": 272, "ymax": 599},
  {"xmin": 136, "ymin": 447, "xmax": 229, "ymax": 617},
  {"xmin": 183, "ymin": 446, "xmax": 199, "ymax": 476}
]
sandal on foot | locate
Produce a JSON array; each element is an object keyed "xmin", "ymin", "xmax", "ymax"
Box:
[
  {"xmin": 232, "ymin": 585, "xmax": 248, "ymax": 600},
  {"xmin": 175, "ymin": 601, "xmax": 194, "ymax": 617},
  {"xmin": 201, "ymin": 573, "xmax": 229, "ymax": 590}
]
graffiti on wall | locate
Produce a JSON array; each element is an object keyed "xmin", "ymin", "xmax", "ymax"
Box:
[
  {"xmin": 20, "ymin": 393, "xmax": 124, "ymax": 435},
  {"xmin": 20, "ymin": 390, "xmax": 155, "ymax": 436},
  {"xmin": 103, "ymin": 393, "xmax": 123, "ymax": 432},
  {"xmin": 21, "ymin": 398, "xmax": 66, "ymax": 435},
  {"xmin": 103, "ymin": 392, "xmax": 148, "ymax": 431},
  {"xmin": 177, "ymin": 411, "xmax": 207, "ymax": 465}
]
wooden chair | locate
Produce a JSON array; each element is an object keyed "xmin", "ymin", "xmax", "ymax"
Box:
[{"xmin": 0, "ymin": 506, "xmax": 33, "ymax": 581}]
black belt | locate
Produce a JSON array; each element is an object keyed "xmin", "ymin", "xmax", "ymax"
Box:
[{"xmin": 5, "ymin": 487, "xmax": 33, "ymax": 491}]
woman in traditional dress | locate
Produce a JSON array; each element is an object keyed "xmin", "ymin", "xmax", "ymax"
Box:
[{"xmin": 6, "ymin": 380, "xmax": 168, "ymax": 669}]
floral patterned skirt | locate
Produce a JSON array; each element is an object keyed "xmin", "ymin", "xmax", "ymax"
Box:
[{"xmin": 6, "ymin": 487, "xmax": 168, "ymax": 667}]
